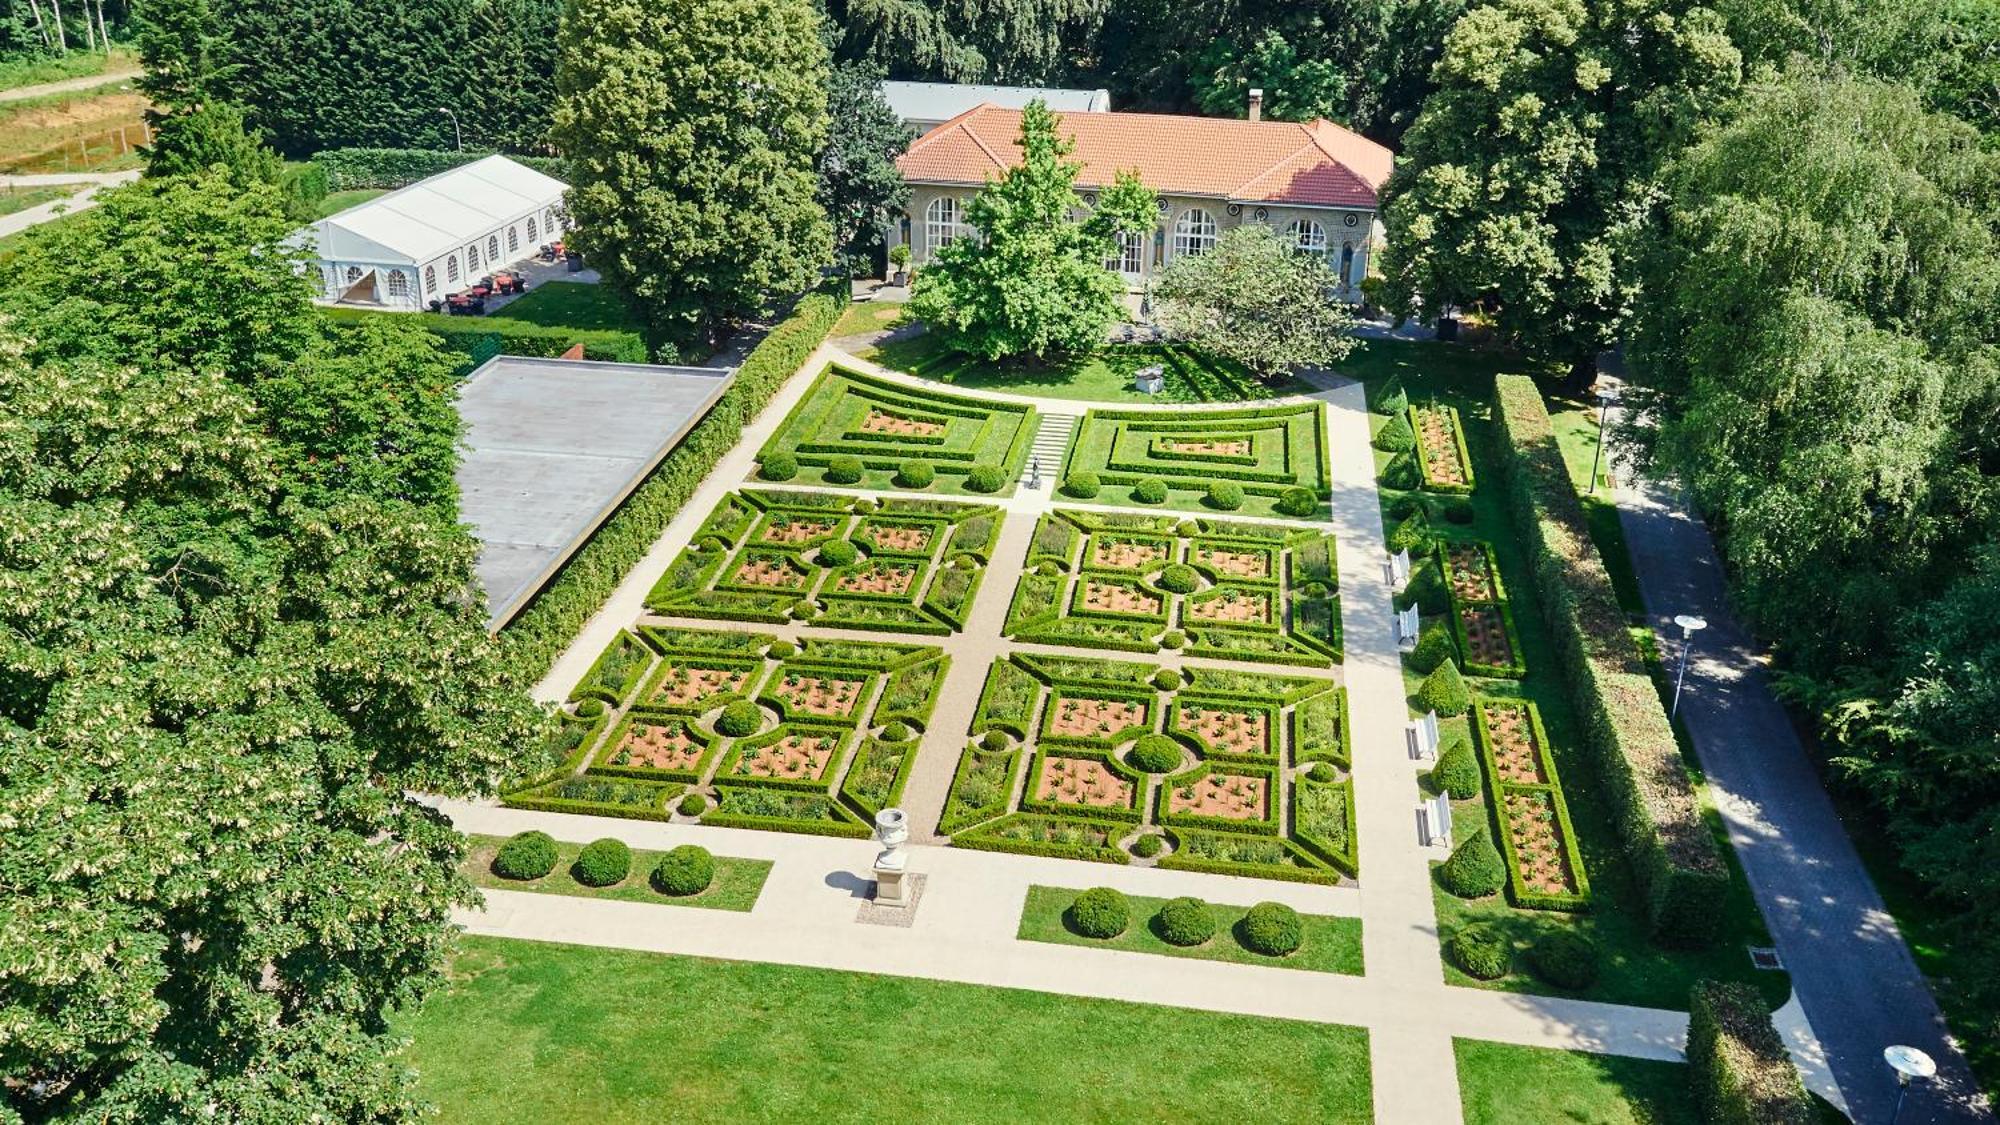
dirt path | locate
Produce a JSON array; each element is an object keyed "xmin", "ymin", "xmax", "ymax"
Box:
[{"xmin": 0, "ymin": 65, "xmax": 142, "ymax": 105}]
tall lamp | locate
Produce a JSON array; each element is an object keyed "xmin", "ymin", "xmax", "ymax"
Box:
[
  {"xmin": 1885, "ymin": 1045, "xmax": 1936, "ymax": 1125},
  {"xmin": 1670, "ymin": 614, "xmax": 1707, "ymax": 719},
  {"xmin": 1589, "ymin": 388, "xmax": 1620, "ymax": 495}
]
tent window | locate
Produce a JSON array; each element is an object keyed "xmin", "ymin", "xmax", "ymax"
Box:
[
  {"xmin": 386, "ymin": 270, "xmax": 409, "ymax": 298},
  {"xmin": 424, "ymin": 265, "xmax": 437, "ymax": 294},
  {"xmin": 467, "ymin": 243, "xmax": 481, "ymax": 271},
  {"xmin": 507, "ymin": 226, "xmax": 520, "ymax": 254},
  {"xmin": 446, "ymin": 256, "xmax": 460, "ymax": 283},
  {"xmin": 488, "ymin": 234, "xmax": 500, "ymax": 261},
  {"xmin": 526, "ymin": 216, "xmax": 538, "ymax": 242},
  {"xmin": 344, "ymin": 265, "xmax": 363, "ymax": 283}
]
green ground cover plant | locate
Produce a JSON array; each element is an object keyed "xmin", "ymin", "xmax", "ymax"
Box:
[
  {"xmin": 462, "ymin": 834, "xmax": 769, "ymax": 911},
  {"xmin": 1061, "ymin": 402, "xmax": 1331, "ymax": 517},
  {"xmin": 1018, "ymin": 885, "xmax": 1363, "ymax": 975},
  {"xmin": 759, "ymin": 365, "xmax": 1035, "ymax": 494}
]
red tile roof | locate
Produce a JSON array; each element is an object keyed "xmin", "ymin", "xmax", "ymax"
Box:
[{"xmin": 898, "ymin": 106, "xmax": 1394, "ymax": 210}]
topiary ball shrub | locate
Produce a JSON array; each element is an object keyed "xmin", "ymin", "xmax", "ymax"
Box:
[
  {"xmin": 1408, "ymin": 622, "xmax": 1456, "ymax": 675},
  {"xmin": 1206, "ymin": 481, "xmax": 1245, "ymax": 511},
  {"xmin": 1156, "ymin": 563, "xmax": 1200, "ymax": 594},
  {"xmin": 824, "ymin": 456, "xmax": 865, "ymax": 484},
  {"xmin": 677, "ymin": 793, "xmax": 708, "ymax": 816},
  {"xmin": 1528, "ymin": 932, "xmax": 1599, "ymax": 990},
  {"xmin": 854, "ymin": 498, "xmax": 878, "ymax": 515},
  {"xmin": 759, "ymin": 452, "xmax": 798, "ymax": 481},
  {"xmin": 572, "ymin": 837, "xmax": 632, "ymax": 887},
  {"xmin": 1446, "ymin": 926, "xmax": 1511, "ymax": 980},
  {"xmin": 1373, "ymin": 412, "xmax": 1416, "ymax": 453},
  {"xmin": 791, "ymin": 600, "xmax": 819, "ymax": 620},
  {"xmin": 654, "ymin": 844, "xmax": 716, "ymax": 896},
  {"xmin": 1062, "ymin": 471, "xmax": 1101, "ymax": 499},
  {"xmin": 1276, "ymin": 486, "xmax": 1320, "ymax": 518},
  {"xmin": 1066, "ymin": 886, "xmax": 1130, "ymax": 939},
  {"xmin": 1160, "ymin": 628, "xmax": 1187, "ymax": 649},
  {"xmin": 895, "ymin": 460, "xmax": 936, "ymax": 488},
  {"xmin": 767, "ymin": 640, "xmax": 797, "ymax": 660},
  {"xmin": 979, "ymin": 729, "xmax": 1010, "ymax": 753},
  {"xmin": 1307, "ymin": 761, "xmax": 1337, "ymax": 783},
  {"xmin": 1151, "ymin": 669, "xmax": 1181, "ymax": 691},
  {"xmin": 574, "ymin": 698, "xmax": 606, "ymax": 718},
  {"xmin": 1237, "ymin": 901, "xmax": 1304, "ymax": 956},
  {"xmin": 964, "ymin": 464, "xmax": 1006, "ymax": 493},
  {"xmin": 1127, "ymin": 734, "xmax": 1183, "ymax": 774},
  {"xmin": 1155, "ymin": 897, "xmax": 1217, "ymax": 947},
  {"xmin": 1130, "ymin": 832, "xmax": 1164, "ymax": 859},
  {"xmin": 1429, "ymin": 736, "xmax": 1480, "ymax": 799},
  {"xmin": 881, "ymin": 720, "xmax": 912, "ymax": 742},
  {"xmin": 715, "ymin": 699, "xmax": 762, "ymax": 737},
  {"xmin": 1133, "ymin": 478, "xmax": 1168, "ymax": 504},
  {"xmin": 817, "ymin": 538, "xmax": 859, "ymax": 567},
  {"xmin": 1414, "ymin": 659, "xmax": 1472, "ymax": 717},
  {"xmin": 1375, "ymin": 378, "xmax": 1409, "ymax": 416},
  {"xmin": 1437, "ymin": 827, "xmax": 1506, "ymax": 898},
  {"xmin": 492, "ymin": 831, "xmax": 559, "ymax": 881}
]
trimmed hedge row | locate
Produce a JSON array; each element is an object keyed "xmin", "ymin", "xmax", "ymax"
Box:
[
  {"xmin": 1687, "ymin": 981, "xmax": 1814, "ymax": 1125},
  {"xmin": 312, "ymin": 146, "xmax": 570, "ymax": 191},
  {"xmin": 1492, "ymin": 374, "xmax": 1727, "ymax": 946},
  {"xmin": 500, "ymin": 289, "xmax": 843, "ymax": 683},
  {"xmin": 325, "ymin": 307, "xmax": 649, "ymax": 369}
]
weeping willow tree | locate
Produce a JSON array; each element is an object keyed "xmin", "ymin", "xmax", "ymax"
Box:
[{"xmin": 836, "ymin": 0, "xmax": 1106, "ymax": 83}]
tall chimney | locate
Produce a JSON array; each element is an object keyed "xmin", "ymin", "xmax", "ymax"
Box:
[{"xmin": 1248, "ymin": 88, "xmax": 1264, "ymax": 123}]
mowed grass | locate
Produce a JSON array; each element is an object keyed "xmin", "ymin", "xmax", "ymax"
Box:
[
  {"xmin": 831, "ymin": 297, "xmax": 905, "ymax": 338},
  {"xmin": 496, "ymin": 280, "xmax": 643, "ymax": 333},
  {"xmin": 1343, "ymin": 338, "xmax": 1785, "ymax": 1011},
  {"xmin": 403, "ymin": 935, "xmax": 1375, "ymax": 1123},
  {"xmin": 313, "ymin": 187, "xmax": 387, "ymax": 218},
  {"xmin": 1455, "ymin": 1039, "xmax": 1699, "ymax": 1125},
  {"xmin": 463, "ymin": 834, "xmax": 770, "ymax": 912},
  {"xmin": 862, "ymin": 328, "xmax": 1307, "ymax": 405},
  {"xmin": 1018, "ymin": 885, "xmax": 1364, "ymax": 975}
]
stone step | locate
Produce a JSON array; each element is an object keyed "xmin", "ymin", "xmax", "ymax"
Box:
[{"xmin": 1022, "ymin": 413, "xmax": 1079, "ymax": 481}]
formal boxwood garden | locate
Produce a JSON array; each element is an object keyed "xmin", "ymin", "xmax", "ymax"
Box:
[
  {"xmin": 645, "ymin": 489, "xmax": 1001, "ymax": 635},
  {"xmin": 506, "ymin": 627, "xmax": 948, "ymax": 837},
  {"xmin": 1059, "ymin": 403, "xmax": 1332, "ymax": 517},
  {"xmin": 1016, "ymin": 885, "xmax": 1364, "ymax": 975},
  {"xmin": 463, "ymin": 833, "xmax": 771, "ymax": 912},
  {"xmin": 945, "ymin": 653, "xmax": 1356, "ymax": 882},
  {"xmin": 1471, "ymin": 700, "xmax": 1591, "ymax": 912},
  {"xmin": 758, "ymin": 366, "xmax": 1037, "ymax": 495},
  {"xmin": 1005, "ymin": 508, "xmax": 1341, "ymax": 664}
]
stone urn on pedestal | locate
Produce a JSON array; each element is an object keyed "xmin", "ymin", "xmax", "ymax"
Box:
[{"xmin": 872, "ymin": 808, "xmax": 911, "ymax": 907}]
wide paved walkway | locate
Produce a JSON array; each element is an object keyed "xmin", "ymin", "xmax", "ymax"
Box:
[{"xmin": 1609, "ymin": 422, "xmax": 1991, "ymax": 1122}]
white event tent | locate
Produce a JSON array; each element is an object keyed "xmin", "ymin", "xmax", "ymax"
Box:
[{"xmin": 296, "ymin": 154, "xmax": 570, "ymax": 311}]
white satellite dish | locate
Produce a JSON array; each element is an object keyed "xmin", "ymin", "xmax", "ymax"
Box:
[{"xmin": 1885, "ymin": 1045, "xmax": 1937, "ymax": 1083}]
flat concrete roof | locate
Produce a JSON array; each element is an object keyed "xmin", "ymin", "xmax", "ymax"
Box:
[{"xmin": 456, "ymin": 355, "xmax": 734, "ymax": 630}]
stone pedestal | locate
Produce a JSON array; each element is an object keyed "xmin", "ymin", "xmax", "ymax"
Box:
[{"xmin": 869, "ymin": 807, "xmax": 911, "ymax": 909}]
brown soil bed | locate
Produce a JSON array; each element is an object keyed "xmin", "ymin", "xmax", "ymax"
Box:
[
  {"xmin": 762, "ymin": 518, "xmax": 840, "ymax": 545},
  {"xmin": 836, "ymin": 563, "xmax": 918, "ymax": 596},
  {"xmin": 652, "ymin": 665, "xmax": 751, "ymax": 707},
  {"xmin": 1502, "ymin": 790, "xmax": 1580, "ymax": 896},
  {"xmin": 1416, "ymin": 408, "xmax": 1469, "ymax": 487},
  {"xmin": 1197, "ymin": 547, "xmax": 1270, "ymax": 579},
  {"xmin": 1177, "ymin": 706, "xmax": 1268, "ymax": 755},
  {"xmin": 1483, "ymin": 706, "xmax": 1547, "ymax": 785},
  {"xmin": 1445, "ymin": 543, "xmax": 1498, "ymax": 601},
  {"xmin": 1189, "ymin": 590, "xmax": 1272, "ymax": 625},
  {"xmin": 1049, "ymin": 697, "xmax": 1146, "ymax": 739},
  {"xmin": 1459, "ymin": 604, "xmax": 1514, "ymax": 667},
  {"xmin": 1091, "ymin": 538, "xmax": 1168, "ymax": 570},
  {"xmin": 868, "ymin": 524, "xmax": 933, "ymax": 553},
  {"xmin": 1169, "ymin": 772, "xmax": 1267, "ymax": 820},
  {"xmin": 862, "ymin": 408, "xmax": 944, "ymax": 437},
  {"xmin": 774, "ymin": 674, "xmax": 865, "ymax": 718},
  {"xmin": 610, "ymin": 722, "xmax": 704, "ymax": 771},
  {"xmin": 1035, "ymin": 756, "xmax": 1133, "ymax": 809},
  {"xmin": 1162, "ymin": 437, "xmax": 1250, "ymax": 457},
  {"xmin": 733, "ymin": 731, "xmax": 840, "ymax": 780},
  {"xmin": 735, "ymin": 556, "xmax": 809, "ymax": 588},
  {"xmin": 1080, "ymin": 578, "xmax": 1162, "ymax": 616}
]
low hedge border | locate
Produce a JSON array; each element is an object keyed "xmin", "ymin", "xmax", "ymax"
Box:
[
  {"xmin": 953, "ymin": 813, "xmax": 1133, "ymax": 864},
  {"xmin": 1166, "ymin": 697, "xmax": 1280, "ymax": 762},
  {"xmin": 1019, "ymin": 748, "xmax": 1146, "ymax": 822},
  {"xmin": 1039, "ymin": 689, "xmax": 1154, "ymax": 749},
  {"xmin": 1410, "ymin": 402, "xmax": 1477, "ymax": 495},
  {"xmin": 1687, "ymin": 980, "xmax": 1814, "ymax": 1124},
  {"xmin": 1154, "ymin": 833, "xmax": 1341, "ymax": 884},
  {"xmin": 1291, "ymin": 688, "xmax": 1352, "ymax": 768},
  {"xmin": 939, "ymin": 747, "xmax": 1023, "ymax": 836},
  {"xmin": 1289, "ymin": 775, "xmax": 1360, "ymax": 878},
  {"xmin": 1153, "ymin": 762, "xmax": 1282, "ymax": 836}
]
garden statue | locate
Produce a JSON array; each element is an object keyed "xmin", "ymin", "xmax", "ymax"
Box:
[{"xmin": 872, "ymin": 807, "xmax": 911, "ymax": 906}]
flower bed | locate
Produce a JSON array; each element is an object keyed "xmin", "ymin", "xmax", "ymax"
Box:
[
  {"xmin": 1438, "ymin": 539, "xmax": 1527, "ymax": 679},
  {"xmin": 1472, "ymin": 700, "xmax": 1591, "ymax": 912},
  {"xmin": 1410, "ymin": 402, "xmax": 1476, "ymax": 494},
  {"xmin": 759, "ymin": 367, "xmax": 1037, "ymax": 494},
  {"xmin": 1062, "ymin": 403, "xmax": 1332, "ymax": 516}
]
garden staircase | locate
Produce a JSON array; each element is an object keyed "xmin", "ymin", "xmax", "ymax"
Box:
[{"xmin": 1022, "ymin": 411, "xmax": 1079, "ymax": 485}]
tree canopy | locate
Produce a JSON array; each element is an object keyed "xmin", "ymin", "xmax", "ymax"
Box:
[
  {"xmin": 1153, "ymin": 223, "xmax": 1358, "ymax": 377},
  {"xmin": 818, "ymin": 60, "xmax": 916, "ymax": 271},
  {"xmin": 834, "ymin": 0, "xmax": 1107, "ymax": 83}
]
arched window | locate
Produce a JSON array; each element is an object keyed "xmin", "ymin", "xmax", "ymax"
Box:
[
  {"xmin": 526, "ymin": 216, "xmax": 539, "ymax": 242},
  {"xmin": 1106, "ymin": 230, "xmax": 1144, "ymax": 275},
  {"xmin": 424, "ymin": 265, "xmax": 437, "ymax": 294},
  {"xmin": 1172, "ymin": 208, "xmax": 1217, "ymax": 258},
  {"xmin": 446, "ymin": 256, "xmax": 460, "ymax": 283},
  {"xmin": 925, "ymin": 196, "xmax": 965, "ymax": 255},
  {"xmin": 507, "ymin": 226, "xmax": 520, "ymax": 254},
  {"xmin": 466, "ymin": 243, "xmax": 481, "ymax": 271},
  {"xmin": 488, "ymin": 234, "xmax": 500, "ymax": 261},
  {"xmin": 1288, "ymin": 219, "xmax": 1328, "ymax": 256},
  {"xmin": 386, "ymin": 270, "xmax": 410, "ymax": 298},
  {"xmin": 545, "ymin": 207, "xmax": 559, "ymax": 232},
  {"xmin": 344, "ymin": 265, "xmax": 363, "ymax": 284}
]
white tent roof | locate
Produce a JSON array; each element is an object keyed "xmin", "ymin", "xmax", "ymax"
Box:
[
  {"xmin": 882, "ymin": 81, "xmax": 1111, "ymax": 123},
  {"xmin": 300, "ymin": 155, "xmax": 568, "ymax": 266}
]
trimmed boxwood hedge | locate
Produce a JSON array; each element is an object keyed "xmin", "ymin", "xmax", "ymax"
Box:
[
  {"xmin": 654, "ymin": 844, "xmax": 716, "ymax": 896},
  {"xmin": 499, "ymin": 289, "xmax": 842, "ymax": 685},
  {"xmin": 1237, "ymin": 901, "xmax": 1303, "ymax": 956},
  {"xmin": 760, "ymin": 452, "xmax": 799, "ymax": 481},
  {"xmin": 1493, "ymin": 374, "xmax": 1727, "ymax": 946},
  {"xmin": 1067, "ymin": 886, "xmax": 1130, "ymax": 938},
  {"xmin": 1687, "ymin": 980, "xmax": 1814, "ymax": 1125},
  {"xmin": 493, "ymin": 831, "xmax": 559, "ymax": 880},
  {"xmin": 1155, "ymin": 897, "xmax": 1216, "ymax": 946},
  {"xmin": 1446, "ymin": 925, "xmax": 1511, "ymax": 980},
  {"xmin": 572, "ymin": 838, "xmax": 632, "ymax": 887}
]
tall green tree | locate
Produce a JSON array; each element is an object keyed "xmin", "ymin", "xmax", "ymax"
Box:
[
  {"xmin": 906, "ymin": 101, "xmax": 1156, "ymax": 359},
  {"xmin": 1377, "ymin": 0, "xmax": 1741, "ymax": 382},
  {"xmin": 1153, "ymin": 223, "xmax": 1357, "ymax": 377},
  {"xmin": 0, "ymin": 171, "xmax": 541, "ymax": 1120},
  {"xmin": 1189, "ymin": 28, "xmax": 1349, "ymax": 122},
  {"xmin": 553, "ymin": 0, "xmax": 834, "ymax": 350},
  {"xmin": 833, "ymin": 0, "xmax": 1106, "ymax": 83},
  {"xmin": 818, "ymin": 60, "xmax": 915, "ymax": 272}
]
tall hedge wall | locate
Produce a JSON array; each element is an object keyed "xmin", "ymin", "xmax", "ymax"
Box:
[
  {"xmin": 325, "ymin": 308, "xmax": 647, "ymax": 370},
  {"xmin": 1687, "ymin": 981, "xmax": 1813, "ymax": 1124},
  {"xmin": 314, "ymin": 148, "xmax": 571, "ymax": 192},
  {"xmin": 1491, "ymin": 374, "xmax": 1729, "ymax": 946},
  {"xmin": 498, "ymin": 290, "xmax": 844, "ymax": 682}
]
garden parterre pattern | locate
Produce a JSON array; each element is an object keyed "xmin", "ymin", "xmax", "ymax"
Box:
[
  {"xmin": 758, "ymin": 366, "xmax": 1037, "ymax": 494},
  {"xmin": 1061, "ymin": 402, "xmax": 1332, "ymax": 516}
]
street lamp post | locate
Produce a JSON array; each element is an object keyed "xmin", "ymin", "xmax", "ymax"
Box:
[
  {"xmin": 436, "ymin": 106, "xmax": 463, "ymax": 152},
  {"xmin": 1885, "ymin": 1045, "xmax": 1936, "ymax": 1125},
  {"xmin": 1588, "ymin": 388, "xmax": 1620, "ymax": 495},
  {"xmin": 1670, "ymin": 614, "xmax": 1707, "ymax": 719}
]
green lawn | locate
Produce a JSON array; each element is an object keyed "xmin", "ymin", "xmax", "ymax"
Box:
[
  {"xmin": 314, "ymin": 187, "xmax": 387, "ymax": 218},
  {"xmin": 1018, "ymin": 885, "xmax": 1364, "ymax": 975},
  {"xmin": 496, "ymin": 281, "xmax": 644, "ymax": 333},
  {"xmin": 1340, "ymin": 338, "xmax": 1785, "ymax": 1011},
  {"xmin": 1060, "ymin": 402, "xmax": 1330, "ymax": 518},
  {"xmin": 463, "ymin": 834, "xmax": 770, "ymax": 912},
  {"xmin": 861, "ymin": 328, "xmax": 1307, "ymax": 405},
  {"xmin": 0, "ymin": 47, "xmax": 137, "ymax": 92},
  {"xmin": 402, "ymin": 935, "xmax": 1376, "ymax": 1123},
  {"xmin": 831, "ymin": 297, "xmax": 906, "ymax": 338},
  {"xmin": 0, "ymin": 182, "xmax": 79, "ymax": 217},
  {"xmin": 759, "ymin": 366, "xmax": 1036, "ymax": 496},
  {"xmin": 1456, "ymin": 1039, "xmax": 1699, "ymax": 1125}
]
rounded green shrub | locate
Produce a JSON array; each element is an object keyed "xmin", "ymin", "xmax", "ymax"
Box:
[
  {"xmin": 759, "ymin": 452, "xmax": 798, "ymax": 481},
  {"xmin": 654, "ymin": 845, "xmax": 715, "ymax": 896},
  {"xmin": 1382, "ymin": 452, "xmax": 1421, "ymax": 490},
  {"xmin": 1066, "ymin": 887, "xmax": 1130, "ymax": 939},
  {"xmin": 1409, "ymin": 622, "xmax": 1456, "ymax": 675},
  {"xmin": 824, "ymin": 456, "xmax": 865, "ymax": 484},
  {"xmin": 1160, "ymin": 628, "xmax": 1187, "ymax": 649},
  {"xmin": 979, "ymin": 729, "xmax": 1010, "ymax": 753},
  {"xmin": 574, "ymin": 698, "xmax": 605, "ymax": 718},
  {"xmin": 854, "ymin": 498, "xmax": 878, "ymax": 514},
  {"xmin": 1155, "ymin": 897, "xmax": 1217, "ymax": 947},
  {"xmin": 1237, "ymin": 902, "xmax": 1304, "ymax": 956},
  {"xmin": 1388, "ymin": 495, "xmax": 1420, "ymax": 520},
  {"xmin": 767, "ymin": 640, "xmax": 797, "ymax": 660},
  {"xmin": 1438, "ymin": 497, "xmax": 1475, "ymax": 525},
  {"xmin": 1156, "ymin": 563, "xmax": 1200, "ymax": 594},
  {"xmin": 1276, "ymin": 486, "xmax": 1320, "ymax": 518},
  {"xmin": 572, "ymin": 837, "xmax": 632, "ymax": 887},
  {"xmin": 817, "ymin": 539, "xmax": 860, "ymax": 567},
  {"xmin": 1130, "ymin": 832, "xmax": 1164, "ymax": 859},
  {"xmin": 965, "ymin": 464, "xmax": 1006, "ymax": 493},
  {"xmin": 699, "ymin": 534, "xmax": 731, "ymax": 553},
  {"xmin": 1151, "ymin": 669, "xmax": 1181, "ymax": 691},
  {"xmin": 1205, "ymin": 481, "xmax": 1245, "ymax": 511},
  {"xmin": 881, "ymin": 720, "xmax": 912, "ymax": 742},
  {"xmin": 1127, "ymin": 734, "xmax": 1183, "ymax": 774},
  {"xmin": 492, "ymin": 831, "xmax": 558, "ymax": 881},
  {"xmin": 791, "ymin": 600, "xmax": 819, "ymax": 620},
  {"xmin": 1062, "ymin": 471, "xmax": 1101, "ymax": 499},
  {"xmin": 677, "ymin": 793, "xmax": 708, "ymax": 816},
  {"xmin": 1133, "ymin": 478, "xmax": 1169, "ymax": 504},
  {"xmin": 1386, "ymin": 509, "xmax": 1432, "ymax": 555},
  {"xmin": 1376, "ymin": 378, "xmax": 1409, "ymax": 416},
  {"xmin": 1414, "ymin": 659, "xmax": 1472, "ymax": 718},
  {"xmin": 1437, "ymin": 827, "xmax": 1506, "ymax": 898},
  {"xmin": 1528, "ymin": 932, "xmax": 1599, "ymax": 990},
  {"xmin": 1176, "ymin": 521, "xmax": 1201, "ymax": 536},
  {"xmin": 715, "ymin": 699, "xmax": 762, "ymax": 737},
  {"xmin": 895, "ymin": 460, "xmax": 936, "ymax": 488},
  {"xmin": 1036, "ymin": 560, "xmax": 1061, "ymax": 577},
  {"xmin": 1373, "ymin": 412, "xmax": 1416, "ymax": 454},
  {"xmin": 1447, "ymin": 926, "xmax": 1511, "ymax": 980},
  {"xmin": 1429, "ymin": 736, "xmax": 1480, "ymax": 799},
  {"xmin": 1307, "ymin": 761, "xmax": 1337, "ymax": 783}
]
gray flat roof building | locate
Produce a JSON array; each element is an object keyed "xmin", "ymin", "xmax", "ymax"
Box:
[
  {"xmin": 881, "ymin": 80, "xmax": 1111, "ymax": 135},
  {"xmin": 456, "ymin": 354, "xmax": 733, "ymax": 630}
]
